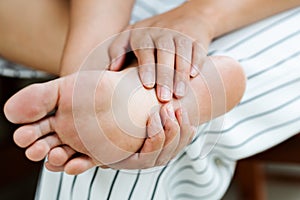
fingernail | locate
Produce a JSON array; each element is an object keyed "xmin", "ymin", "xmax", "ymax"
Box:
[
  {"xmin": 190, "ymin": 66, "xmax": 199, "ymax": 77},
  {"xmin": 110, "ymin": 57, "xmax": 122, "ymax": 71},
  {"xmin": 181, "ymin": 109, "xmax": 189, "ymax": 124},
  {"xmin": 175, "ymin": 81, "xmax": 186, "ymax": 97},
  {"xmin": 142, "ymin": 72, "xmax": 154, "ymax": 88},
  {"xmin": 166, "ymin": 104, "xmax": 176, "ymax": 121},
  {"xmin": 160, "ymin": 86, "xmax": 171, "ymax": 101},
  {"xmin": 148, "ymin": 112, "xmax": 162, "ymax": 137}
]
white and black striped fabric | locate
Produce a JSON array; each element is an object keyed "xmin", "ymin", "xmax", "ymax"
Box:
[
  {"xmin": 0, "ymin": 59, "xmax": 52, "ymax": 79},
  {"xmin": 33, "ymin": 1, "xmax": 300, "ymax": 199}
]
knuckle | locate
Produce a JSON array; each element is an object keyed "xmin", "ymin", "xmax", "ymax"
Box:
[
  {"xmin": 177, "ymin": 58, "xmax": 192, "ymax": 71},
  {"xmin": 156, "ymin": 60, "xmax": 174, "ymax": 70},
  {"xmin": 136, "ymin": 50, "xmax": 155, "ymax": 63},
  {"xmin": 176, "ymin": 62, "xmax": 191, "ymax": 74},
  {"xmin": 139, "ymin": 64, "xmax": 155, "ymax": 73},
  {"xmin": 172, "ymin": 126, "xmax": 180, "ymax": 137},
  {"xmin": 166, "ymin": 120, "xmax": 180, "ymax": 133},
  {"xmin": 155, "ymin": 134, "xmax": 166, "ymax": 145},
  {"xmin": 141, "ymin": 41, "xmax": 154, "ymax": 49},
  {"xmin": 157, "ymin": 63, "xmax": 174, "ymax": 73},
  {"xmin": 176, "ymin": 38, "xmax": 192, "ymax": 61},
  {"xmin": 157, "ymin": 74, "xmax": 173, "ymax": 87},
  {"xmin": 175, "ymin": 72, "xmax": 189, "ymax": 83},
  {"xmin": 157, "ymin": 64, "xmax": 174, "ymax": 73},
  {"xmin": 175, "ymin": 37, "xmax": 191, "ymax": 49},
  {"xmin": 131, "ymin": 36, "xmax": 153, "ymax": 50},
  {"xmin": 157, "ymin": 131, "xmax": 166, "ymax": 141},
  {"xmin": 156, "ymin": 36, "xmax": 175, "ymax": 51},
  {"xmin": 134, "ymin": 41, "xmax": 154, "ymax": 50}
]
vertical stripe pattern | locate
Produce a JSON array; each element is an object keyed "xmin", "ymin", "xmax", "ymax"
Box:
[{"xmin": 33, "ymin": 2, "xmax": 300, "ymax": 200}]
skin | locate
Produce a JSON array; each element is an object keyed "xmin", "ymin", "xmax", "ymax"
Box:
[
  {"xmin": 4, "ymin": 56, "xmax": 246, "ymax": 174},
  {"xmin": 0, "ymin": 2, "xmax": 200, "ymax": 171},
  {"xmin": 109, "ymin": 4, "xmax": 213, "ymax": 102},
  {"xmin": 60, "ymin": 0, "xmax": 135, "ymax": 75},
  {"xmin": 1, "ymin": 0, "xmax": 299, "ymax": 73},
  {"xmin": 109, "ymin": 0, "xmax": 300, "ymax": 102},
  {"xmin": 0, "ymin": 0, "xmax": 192, "ymax": 172},
  {"xmin": 1, "ymin": 0, "xmax": 300, "ymax": 173}
]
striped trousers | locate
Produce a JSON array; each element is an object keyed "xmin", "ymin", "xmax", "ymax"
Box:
[{"xmin": 36, "ymin": 1, "xmax": 300, "ymax": 200}]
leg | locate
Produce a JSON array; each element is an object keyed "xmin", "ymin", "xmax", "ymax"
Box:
[
  {"xmin": 1, "ymin": 0, "xmax": 246, "ymax": 174},
  {"xmin": 0, "ymin": 0, "xmax": 69, "ymax": 74},
  {"xmin": 4, "ymin": 56, "xmax": 246, "ymax": 173}
]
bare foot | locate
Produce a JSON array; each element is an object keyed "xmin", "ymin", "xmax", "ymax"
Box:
[
  {"xmin": 45, "ymin": 104, "xmax": 195, "ymax": 174},
  {"xmin": 4, "ymin": 56, "xmax": 246, "ymax": 174},
  {"xmin": 5, "ymin": 69, "xmax": 151, "ymax": 165}
]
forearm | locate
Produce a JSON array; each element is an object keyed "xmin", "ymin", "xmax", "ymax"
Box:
[
  {"xmin": 185, "ymin": 0, "xmax": 300, "ymax": 38},
  {"xmin": 0, "ymin": 0, "xmax": 69, "ymax": 74},
  {"xmin": 60, "ymin": 0, "xmax": 135, "ymax": 75}
]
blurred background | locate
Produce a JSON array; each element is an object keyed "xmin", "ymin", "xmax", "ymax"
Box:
[
  {"xmin": 0, "ymin": 76, "xmax": 43, "ymax": 200},
  {"xmin": 224, "ymin": 117, "xmax": 300, "ymax": 200}
]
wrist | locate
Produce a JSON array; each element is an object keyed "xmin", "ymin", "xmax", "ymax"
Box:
[{"xmin": 184, "ymin": 0, "xmax": 226, "ymax": 39}]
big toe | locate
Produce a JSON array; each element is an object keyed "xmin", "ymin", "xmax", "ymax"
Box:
[{"xmin": 4, "ymin": 81, "xmax": 59, "ymax": 124}]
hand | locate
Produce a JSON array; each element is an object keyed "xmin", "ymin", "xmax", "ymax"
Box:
[
  {"xmin": 109, "ymin": 1, "xmax": 213, "ymax": 102},
  {"xmin": 108, "ymin": 104, "xmax": 196, "ymax": 169},
  {"xmin": 44, "ymin": 104, "xmax": 195, "ymax": 173}
]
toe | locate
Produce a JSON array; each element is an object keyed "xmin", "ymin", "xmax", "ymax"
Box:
[
  {"xmin": 4, "ymin": 81, "xmax": 59, "ymax": 124},
  {"xmin": 45, "ymin": 162, "xmax": 64, "ymax": 172},
  {"xmin": 48, "ymin": 146, "xmax": 76, "ymax": 166},
  {"xmin": 25, "ymin": 134, "xmax": 62, "ymax": 162},
  {"xmin": 14, "ymin": 126, "xmax": 39, "ymax": 148},
  {"xmin": 64, "ymin": 156, "xmax": 96, "ymax": 175},
  {"xmin": 13, "ymin": 117, "xmax": 55, "ymax": 148}
]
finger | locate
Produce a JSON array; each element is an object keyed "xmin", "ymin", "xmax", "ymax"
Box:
[
  {"xmin": 25, "ymin": 134, "xmax": 62, "ymax": 162},
  {"xmin": 64, "ymin": 155, "xmax": 97, "ymax": 175},
  {"xmin": 138, "ymin": 58, "xmax": 156, "ymax": 88},
  {"xmin": 156, "ymin": 104, "xmax": 180, "ymax": 166},
  {"xmin": 174, "ymin": 36, "xmax": 192, "ymax": 98},
  {"xmin": 48, "ymin": 145, "xmax": 76, "ymax": 166},
  {"xmin": 155, "ymin": 35, "xmax": 175, "ymax": 102},
  {"xmin": 108, "ymin": 112, "xmax": 165, "ymax": 169},
  {"xmin": 109, "ymin": 29, "xmax": 131, "ymax": 71},
  {"xmin": 191, "ymin": 41, "xmax": 207, "ymax": 77},
  {"xmin": 131, "ymin": 30, "xmax": 155, "ymax": 88},
  {"xmin": 173, "ymin": 108, "xmax": 196, "ymax": 156},
  {"xmin": 130, "ymin": 29, "xmax": 155, "ymax": 88}
]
